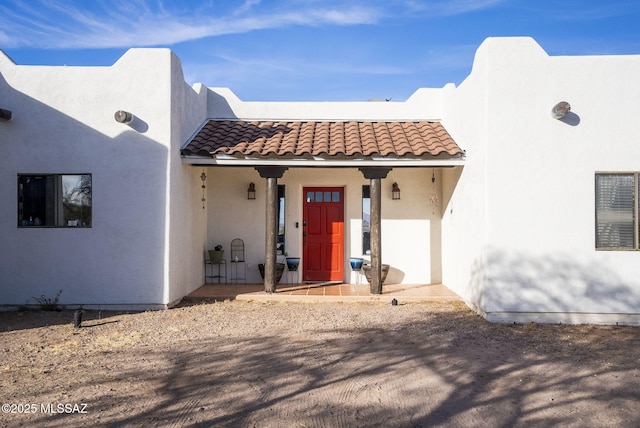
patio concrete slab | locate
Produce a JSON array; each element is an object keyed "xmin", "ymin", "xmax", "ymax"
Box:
[{"xmin": 186, "ymin": 282, "xmax": 461, "ymax": 303}]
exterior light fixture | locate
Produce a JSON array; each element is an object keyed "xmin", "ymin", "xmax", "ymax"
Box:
[
  {"xmin": 200, "ymin": 170, "xmax": 207, "ymax": 209},
  {"xmin": 114, "ymin": 110, "xmax": 134, "ymax": 124},
  {"xmin": 392, "ymin": 182, "xmax": 401, "ymax": 200},
  {"xmin": 247, "ymin": 182, "xmax": 256, "ymax": 200},
  {"xmin": 551, "ymin": 101, "xmax": 571, "ymax": 119},
  {"xmin": 0, "ymin": 108, "xmax": 12, "ymax": 122},
  {"xmin": 432, "ymin": 170, "xmax": 436, "ymax": 183}
]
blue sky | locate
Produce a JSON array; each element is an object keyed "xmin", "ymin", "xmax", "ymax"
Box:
[{"xmin": 1, "ymin": 0, "xmax": 639, "ymax": 101}]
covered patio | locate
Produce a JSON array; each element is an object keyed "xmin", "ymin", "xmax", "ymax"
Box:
[{"xmin": 182, "ymin": 119, "xmax": 465, "ymax": 295}]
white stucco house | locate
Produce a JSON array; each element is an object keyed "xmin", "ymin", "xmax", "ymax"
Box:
[{"xmin": 2, "ymin": 37, "xmax": 640, "ymax": 325}]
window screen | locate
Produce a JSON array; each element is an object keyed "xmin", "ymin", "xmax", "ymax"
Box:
[{"xmin": 595, "ymin": 173, "xmax": 636, "ymax": 249}]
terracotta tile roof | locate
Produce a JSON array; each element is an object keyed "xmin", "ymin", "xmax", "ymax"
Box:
[{"xmin": 182, "ymin": 120, "xmax": 462, "ymax": 158}]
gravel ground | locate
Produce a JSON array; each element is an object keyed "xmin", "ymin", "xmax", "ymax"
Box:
[{"xmin": 1, "ymin": 299, "xmax": 639, "ymax": 427}]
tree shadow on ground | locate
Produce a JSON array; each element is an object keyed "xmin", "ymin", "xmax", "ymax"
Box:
[{"xmin": 12, "ymin": 303, "xmax": 640, "ymax": 427}]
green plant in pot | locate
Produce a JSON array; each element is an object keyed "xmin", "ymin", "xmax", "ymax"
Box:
[{"xmin": 208, "ymin": 245, "xmax": 224, "ymax": 264}]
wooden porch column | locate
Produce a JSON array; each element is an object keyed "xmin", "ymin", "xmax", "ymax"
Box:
[
  {"xmin": 358, "ymin": 167, "xmax": 392, "ymax": 294},
  {"xmin": 255, "ymin": 166, "xmax": 288, "ymax": 293}
]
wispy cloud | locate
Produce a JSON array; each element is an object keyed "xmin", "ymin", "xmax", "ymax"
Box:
[
  {"xmin": 398, "ymin": 0, "xmax": 505, "ymax": 16},
  {"xmin": 0, "ymin": 0, "xmax": 381, "ymax": 49},
  {"xmin": 181, "ymin": 38, "xmax": 475, "ymax": 100}
]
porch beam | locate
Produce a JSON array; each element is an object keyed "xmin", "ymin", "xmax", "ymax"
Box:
[
  {"xmin": 256, "ymin": 166, "xmax": 288, "ymax": 293},
  {"xmin": 359, "ymin": 167, "xmax": 392, "ymax": 294}
]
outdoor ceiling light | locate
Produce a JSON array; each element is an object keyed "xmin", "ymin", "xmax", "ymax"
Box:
[
  {"xmin": 247, "ymin": 182, "xmax": 256, "ymax": 200},
  {"xmin": 0, "ymin": 108, "xmax": 12, "ymax": 122},
  {"xmin": 392, "ymin": 182, "xmax": 401, "ymax": 200},
  {"xmin": 114, "ymin": 110, "xmax": 134, "ymax": 124},
  {"xmin": 551, "ymin": 101, "xmax": 571, "ymax": 119}
]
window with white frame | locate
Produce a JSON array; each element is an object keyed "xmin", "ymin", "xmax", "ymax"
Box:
[
  {"xmin": 18, "ymin": 174, "xmax": 92, "ymax": 227},
  {"xmin": 595, "ymin": 173, "xmax": 638, "ymax": 250}
]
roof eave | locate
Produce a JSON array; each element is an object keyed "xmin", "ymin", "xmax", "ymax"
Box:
[{"xmin": 181, "ymin": 154, "xmax": 465, "ymax": 167}]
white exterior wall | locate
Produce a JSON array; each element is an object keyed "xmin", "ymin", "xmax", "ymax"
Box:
[
  {"xmin": 442, "ymin": 37, "xmax": 640, "ymax": 324},
  {"xmin": 0, "ymin": 49, "xmax": 204, "ymax": 309},
  {"xmin": 206, "ymin": 87, "xmax": 444, "ymax": 121},
  {"xmin": 166, "ymin": 65, "xmax": 210, "ymax": 305}
]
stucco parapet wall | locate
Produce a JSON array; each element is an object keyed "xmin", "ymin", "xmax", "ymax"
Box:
[
  {"xmin": 0, "ymin": 47, "xmax": 184, "ymax": 141},
  {"xmin": 0, "ymin": 47, "xmax": 181, "ymax": 85},
  {"xmin": 464, "ymin": 36, "xmax": 640, "ymax": 84},
  {"xmin": 0, "ymin": 47, "xmax": 179, "ymax": 97},
  {"xmin": 475, "ymin": 36, "xmax": 548, "ymax": 59},
  {"xmin": 0, "ymin": 50, "xmax": 17, "ymax": 67},
  {"xmin": 112, "ymin": 47, "xmax": 177, "ymax": 66},
  {"xmin": 206, "ymin": 86, "xmax": 450, "ymax": 122},
  {"xmin": 0, "ymin": 47, "xmax": 173, "ymax": 72}
]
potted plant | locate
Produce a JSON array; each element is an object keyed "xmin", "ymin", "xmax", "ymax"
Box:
[{"xmin": 208, "ymin": 245, "xmax": 224, "ymax": 264}]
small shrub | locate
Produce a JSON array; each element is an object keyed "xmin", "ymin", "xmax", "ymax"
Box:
[{"xmin": 32, "ymin": 289, "xmax": 63, "ymax": 311}]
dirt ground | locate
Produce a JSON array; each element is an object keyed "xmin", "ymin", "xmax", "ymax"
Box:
[{"xmin": 1, "ymin": 299, "xmax": 639, "ymax": 427}]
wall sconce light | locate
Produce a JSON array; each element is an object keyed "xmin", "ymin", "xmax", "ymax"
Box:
[
  {"xmin": 247, "ymin": 182, "xmax": 256, "ymax": 200},
  {"xmin": 0, "ymin": 108, "xmax": 12, "ymax": 122},
  {"xmin": 200, "ymin": 170, "xmax": 207, "ymax": 209},
  {"xmin": 392, "ymin": 182, "xmax": 401, "ymax": 200},
  {"xmin": 432, "ymin": 170, "xmax": 436, "ymax": 183},
  {"xmin": 551, "ymin": 101, "xmax": 571, "ymax": 119},
  {"xmin": 114, "ymin": 110, "xmax": 134, "ymax": 124}
]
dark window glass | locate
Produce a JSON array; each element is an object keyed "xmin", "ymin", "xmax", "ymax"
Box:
[
  {"xmin": 362, "ymin": 185, "xmax": 370, "ymax": 254},
  {"xmin": 278, "ymin": 185, "xmax": 285, "ymax": 255},
  {"xmin": 18, "ymin": 174, "xmax": 92, "ymax": 227}
]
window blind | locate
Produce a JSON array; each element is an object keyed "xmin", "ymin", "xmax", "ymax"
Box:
[{"xmin": 595, "ymin": 174, "xmax": 635, "ymax": 249}]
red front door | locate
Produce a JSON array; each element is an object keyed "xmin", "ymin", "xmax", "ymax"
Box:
[{"xmin": 303, "ymin": 187, "xmax": 344, "ymax": 282}]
